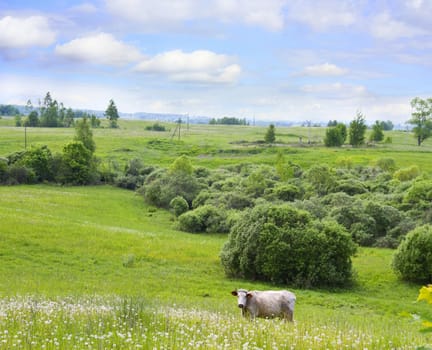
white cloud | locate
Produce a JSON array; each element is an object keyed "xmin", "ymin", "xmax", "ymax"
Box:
[
  {"xmin": 134, "ymin": 50, "xmax": 241, "ymax": 84},
  {"xmin": 0, "ymin": 16, "xmax": 56, "ymax": 49},
  {"xmin": 301, "ymin": 82, "xmax": 370, "ymax": 99},
  {"xmin": 55, "ymin": 32, "xmax": 143, "ymax": 66},
  {"xmin": 105, "ymin": 0, "xmax": 286, "ymax": 31},
  {"xmin": 301, "ymin": 63, "xmax": 348, "ymax": 77},
  {"xmin": 286, "ymin": 0, "xmax": 356, "ymax": 31},
  {"xmin": 370, "ymin": 13, "xmax": 427, "ymax": 40}
]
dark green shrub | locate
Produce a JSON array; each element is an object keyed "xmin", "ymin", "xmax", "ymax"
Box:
[
  {"xmin": 273, "ymin": 184, "xmax": 302, "ymax": 201},
  {"xmin": 0, "ymin": 158, "xmax": 8, "ymax": 183},
  {"xmin": 403, "ymin": 180, "xmax": 432, "ymax": 210},
  {"xmin": 57, "ymin": 141, "xmax": 97, "ymax": 185},
  {"xmin": 220, "ymin": 203, "xmax": 356, "ymax": 287},
  {"xmin": 143, "ymin": 168, "xmax": 202, "ymax": 208},
  {"xmin": 115, "ymin": 175, "xmax": 145, "ymax": 190},
  {"xmin": 7, "ymin": 164, "xmax": 36, "ymax": 184},
  {"xmin": 335, "ymin": 179, "xmax": 368, "ymax": 195},
  {"xmin": 18, "ymin": 145, "xmax": 54, "ymax": 182},
  {"xmin": 331, "ymin": 203, "xmax": 376, "ymax": 246},
  {"xmin": 145, "ymin": 122, "xmax": 166, "ymax": 131},
  {"xmin": 125, "ymin": 158, "xmax": 144, "ymax": 176},
  {"xmin": 221, "ymin": 191, "xmax": 254, "ymax": 210},
  {"xmin": 306, "ymin": 164, "xmax": 337, "ymax": 195},
  {"xmin": 178, "ymin": 204, "xmax": 228, "ymax": 233},
  {"xmin": 170, "ymin": 196, "xmax": 189, "ymax": 217},
  {"xmin": 392, "ymin": 225, "xmax": 432, "ymax": 283}
]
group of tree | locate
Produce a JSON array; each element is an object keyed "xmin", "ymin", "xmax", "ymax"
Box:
[
  {"xmin": 0, "ymin": 117, "xmax": 98, "ymax": 185},
  {"xmin": 10, "ymin": 93, "xmax": 120, "ymax": 129},
  {"xmin": 0, "ymin": 104, "xmax": 20, "ymax": 116},
  {"xmin": 209, "ymin": 117, "xmax": 248, "ymax": 125},
  {"xmin": 324, "ymin": 97, "xmax": 432, "ymax": 147}
]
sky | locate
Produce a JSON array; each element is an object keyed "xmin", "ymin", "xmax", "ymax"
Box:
[{"xmin": 1, "ymin": 0, "xmax": 432, "ymax": 125}]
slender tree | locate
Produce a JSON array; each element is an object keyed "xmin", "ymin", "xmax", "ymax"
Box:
[
  {"xmin": 74, "ymin": 117, "xmax": 95, "ymax": 153},
  {"xmin": 369, "ymin": 120, "xmax": 384, "ymax": 142},
  {"xmin": 265, "ymin": 124, "xmax": 276, "ymax": 143},
  {"xmin": 105, "ymin": 99, "xmax": 120, "ymax": 128},
  {"xmin": 349, "ymin": 111, "xmax": 367, "ymax": 147}
]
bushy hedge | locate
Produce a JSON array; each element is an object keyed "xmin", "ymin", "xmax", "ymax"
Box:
[
  {"xmin": 177, "ymin": 205, "xmax": 229, "ymax": 233},
  {"xmin": 392, "ymin": 225, "xmax": 432, "ymax": 283},
  {"xmin": 220, "ymin": 203, "xmax": 357, "ymax": 288}
]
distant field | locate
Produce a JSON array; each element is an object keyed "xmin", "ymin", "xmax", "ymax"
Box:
[{"xmin": 1, "ymin": 117, "xmax": 432, "ymax": 173}]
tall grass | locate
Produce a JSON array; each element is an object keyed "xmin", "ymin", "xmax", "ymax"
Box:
[{"xmin": 0, "ymin": 296, "xmax": 427, "ymax": 349}]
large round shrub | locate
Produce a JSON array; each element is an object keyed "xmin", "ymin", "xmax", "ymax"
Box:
[
  {"xmin": 392, "ymin": 225, "xmax": 432, "ymax": 283},
  {"xmin": 220, "ymin": 203, "xmax": 357, "ymax": 288}
]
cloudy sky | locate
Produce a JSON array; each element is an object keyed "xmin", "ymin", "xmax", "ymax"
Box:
[{"xmin": 1, "ymin": 0, "xmax": 432, "ymax": 124}]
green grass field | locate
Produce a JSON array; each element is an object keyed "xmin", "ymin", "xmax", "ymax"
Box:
[
  {"xmin": 1, "ymin": 117, "xmax": 432, "ymax": 172},
  {"xmin": 1, "ymin": 185, "xmax": 431, "ymax": 349},
  {"xmin": 1, "ymin": 118, "xmax": 432, "ymax": 348}
]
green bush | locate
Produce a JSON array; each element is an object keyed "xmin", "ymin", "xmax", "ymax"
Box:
[
  {"xmin": 18, "ymin": 145, "xmax": 54, "ymax": 182},
  {"xmin": 335, "ymin": 179, "xmax": 368, "ymax": 195},
  {"xmin": 170, "ymin": 196, "xmax": 189, "ymax": 217},
  {"xmin": 392, "ymin": 225, "xmax": 432, "ymax": 283},
  {"xmin": 143, "ymin": 169, "xmax": 202, "ymax": 208},
  {"xmin": 178, "ymin": 205, "xmax": 228, "ymax": 233},
  {"xmin": 376, "ymin": 158, "xmax": 397, "ymax": 173},
  {"xmin": 57, "ymin": 141, "xmax": 98, "ymax": 185},
  {"xmin": 393, "ymin": 165, "xmax": 420, "ymax": 181},
  {"xmin": 220, "ymin": 203, "xmax": 357, "ymax": 288},
  {"xmin": 0, "ymin": 158, "xmax": 8, "ymax": 183},
  {"xmin": 7, "ymin": 164, "xmax": 36, "ymax": 184},
  {"xmin": 403, "ymin": 180, "xmax": 432, "ymax": 210},
  {"xmin": 273, "ymin": 184, "xmax": 302, "ymax": 201}
]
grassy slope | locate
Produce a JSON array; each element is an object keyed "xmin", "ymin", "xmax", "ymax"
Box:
[
  {"xmin": 1, "ymin": 119, "xmax": 432, "ymax": 346},
  {"xmin": 0, "ymin": 186, "xmax": 430, "ymax": 322}
]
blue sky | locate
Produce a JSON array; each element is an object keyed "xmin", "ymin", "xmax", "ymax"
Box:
[{"xmin": 1, "ymin": 0, "xmax": 432, "ymax": 124}]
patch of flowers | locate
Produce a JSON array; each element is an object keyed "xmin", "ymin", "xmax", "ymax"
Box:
[{"xmin": 0, "ymin": 296, "xmax": 427, "ymax": 349}]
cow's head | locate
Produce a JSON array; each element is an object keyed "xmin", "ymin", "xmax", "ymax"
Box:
[{"xmin": 231, "ymin": 289, "xmax": 252, "ymax": 309}]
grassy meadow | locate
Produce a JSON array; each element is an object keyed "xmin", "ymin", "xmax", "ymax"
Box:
[{"xmin": 1, "ymin": 117, "xmax": 432, "ymax": 348}]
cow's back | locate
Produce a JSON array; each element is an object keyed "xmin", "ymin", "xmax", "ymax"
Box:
[{"xmin": 251, "ymin": 290, "xmax": 296, "ymax": 318}]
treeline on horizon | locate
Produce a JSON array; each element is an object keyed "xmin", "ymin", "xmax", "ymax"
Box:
[
  {"xmin": 209, "ymin": 116, "xmax": 249, "ymax": 125},
  {"xmin": 0, "ymin": 92, "xmax": 120, "ymax": 129}
]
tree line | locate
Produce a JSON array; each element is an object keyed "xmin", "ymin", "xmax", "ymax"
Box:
[
  {"xmin": 4, "ymin": 92, "xmax": 120, "ymax": 129},
  {"xmin": 209, "ymin": 117, "xmax": 248, "ymax": 125}
]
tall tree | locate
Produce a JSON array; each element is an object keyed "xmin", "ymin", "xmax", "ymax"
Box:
[
  {"xmin": 409, "ymin": 97, "xmax": 432, "ymax": 146},
  {"xmin": 265, "ymin": 124, "xmax": 276, "ymax": 143},
  {"xmin": 105, "ymin": 99, "xmax": 120, "ymax": 128},
  {"xmin": 74, "ymin": 117, "xmax": 95, "ymax": 153},
  {"xmin": 369, "ymin": 120, "xmax": 384, "ymax": 142},
  {"xmin": 349, "ymin": 111, "xmax": 367, "ymax": 147},
  {"xmin": 39, "ymin": 92, "xmax": 59, "ymax": 127}
]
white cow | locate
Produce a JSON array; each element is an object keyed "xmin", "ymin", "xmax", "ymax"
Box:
[{"xmin": 231, "ymin": 289, "xmax": 296, "ymax": 321}]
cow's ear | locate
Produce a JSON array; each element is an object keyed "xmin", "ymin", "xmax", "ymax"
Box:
[
  {"xmin": 231, "ymin": 290, "xmax": 238, "ymax": 296},
  {"xmin": 247, "ymin": 293, "xmax": 253, "ymax": 299}
]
